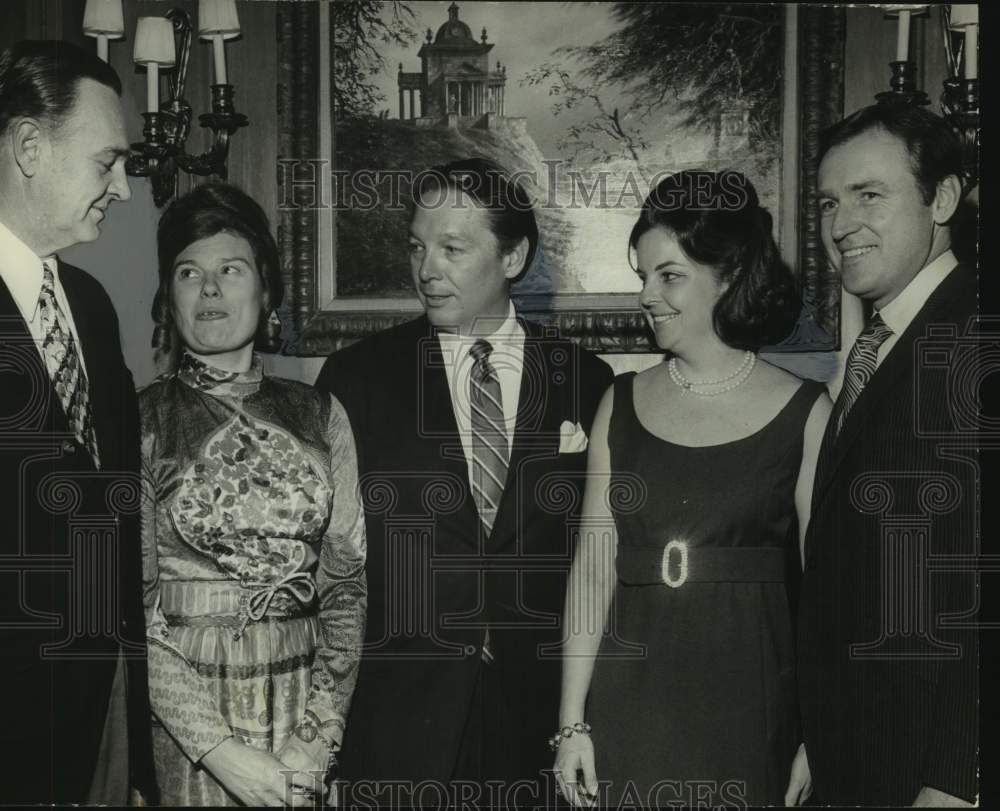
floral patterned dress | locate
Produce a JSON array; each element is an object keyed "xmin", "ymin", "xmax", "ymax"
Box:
[{"xmin": 139, "ymin": 354, "xmax": 366, "ymax": 806}]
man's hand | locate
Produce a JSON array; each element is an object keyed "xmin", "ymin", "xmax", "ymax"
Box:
[
  {"xmin": 912, "ymin": 786, "xmax": 974, "ymax": 807},
  {"xmin": 784, "ymin": 743, "xmax": 813, "ymax": 806}
]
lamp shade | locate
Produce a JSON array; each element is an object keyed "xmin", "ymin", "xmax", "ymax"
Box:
[
  {"xmin": 198, "ymin": 0, "xmax": 241, "ymax": 40},
  {"xmin": 133, "ymin": 17, "xmax": 176, "ymax": 66},
  {"xmin": 882, "ymin": 4, "xmax": 930, "ymax": 15},
  {"xmin": 82, "ymin": 0, "xmax": 124, "ymax": 37},
  {"xmin": 949, "ymin": 5, "xmax": 978, "ymax": 28}
]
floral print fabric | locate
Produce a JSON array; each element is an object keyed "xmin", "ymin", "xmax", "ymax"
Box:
[{"xmin": 170, "ymin": 411, "xmax": 332, "ymax": 587}]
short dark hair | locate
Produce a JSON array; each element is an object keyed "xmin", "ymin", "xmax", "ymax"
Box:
[
  {"xmin": 411, "ymin": 157, "xmax": 539, "ymax": 281},
  {"xmin": 152, "ymin": 183, "xmax": 284, "ymax": 361},
  {"xmin": 629, "ymin": 170, "xmax": 800, "ymax": 350},
  {"xmin": 819, "ymin": 104, "xmax": 965, "ymax": 205},
  {"xmin": 0, "ymin": 40, "xmax": 122, "ymax": 137}
]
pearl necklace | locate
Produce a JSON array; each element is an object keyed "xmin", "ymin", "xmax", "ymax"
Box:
[{"xmin": 667, "ymin": 351, "xmax": 757, "ymax": 396}]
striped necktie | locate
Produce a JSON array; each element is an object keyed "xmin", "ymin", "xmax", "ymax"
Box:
[
  {"xmin": 469, "ymin": 339, "xmax": 508, "ymax": 665},
  {"xmin": 469, "ymin": 338, "xmax": 509, "ymax": 534},
  {"xmin": 38, "ymin": 262, "xmax": 100, "ymax": 467},
  {"xmin": 831, "ymin": 312, "xmax": 894, "ymax": 437}
]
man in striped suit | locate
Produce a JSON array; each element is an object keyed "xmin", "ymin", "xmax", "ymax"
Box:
[{"xmin": 795, "ymin": 105, "xmax": 978, "ymax": 806}]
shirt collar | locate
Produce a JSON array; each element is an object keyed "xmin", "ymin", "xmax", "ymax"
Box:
[
  {"xmin": 436, "ymin": 301, "xmax": 523, "ymax": 351},
  {"xmin": 877, "ymin": 249, "xmax": 958, "ymax": 336},
  {"xmin": 0, "ymin": 219, "xmax": 60, "ymax": 324}
]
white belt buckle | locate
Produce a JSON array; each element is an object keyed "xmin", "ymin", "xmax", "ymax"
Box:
[{"xmin": 661, "ymin": 540, "xmax": 689, "ymax": 588}]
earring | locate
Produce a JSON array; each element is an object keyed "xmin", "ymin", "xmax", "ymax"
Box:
[{"xmin": 268, "ymin": 310, "xmax": 281, "ymax": 327}]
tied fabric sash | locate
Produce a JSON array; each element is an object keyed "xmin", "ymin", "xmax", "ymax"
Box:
[{"xmin": 233, "ymin": 570, "xmax": 317, "ymax": 640}]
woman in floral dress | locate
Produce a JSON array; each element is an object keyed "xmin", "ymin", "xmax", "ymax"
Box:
[{"xmin": 140, "ymin": 183, "xmax": 366, "ymax": 806}]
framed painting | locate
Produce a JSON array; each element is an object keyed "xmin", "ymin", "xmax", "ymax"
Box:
[{"xmin": 277, "ymin": 2, "xmax": 845, "ymax": 355}]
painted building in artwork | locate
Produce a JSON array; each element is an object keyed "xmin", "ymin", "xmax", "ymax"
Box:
[{"xmin": 397, "ymin": 2, "xmax": 508, "ymax": 127}]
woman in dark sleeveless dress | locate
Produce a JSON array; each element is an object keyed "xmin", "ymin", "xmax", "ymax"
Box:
[{"xmin": 553, "ymin": 171, "xmax": 831, "ymax": 809}]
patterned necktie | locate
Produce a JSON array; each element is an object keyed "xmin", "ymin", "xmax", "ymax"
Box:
[
  {"xmin": 831, "ymin": 312, "xmax": 894, "ymax": 437},
  {"xmin": 469, "ymin": 339, "xmax": 508, "ymax": 664},
  {"xmin": 469, "ymin": 339, "xmax": 509, "ymax": 535},
  {"xmin": 38, "ymin": 262, "xmax": 100, "ymax": 467}
]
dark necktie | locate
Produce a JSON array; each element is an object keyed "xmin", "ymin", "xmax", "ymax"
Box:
[
  {"xmin": 469, "ymin": 339, "xmax": 508, "ymax": 665},
  {"xmin": 830, "ymin": 312, "xmax": 894, "ymax": 437},
  {"xmin": 39, "ymin": 261, "xmax": 100, "ymax": 467}
]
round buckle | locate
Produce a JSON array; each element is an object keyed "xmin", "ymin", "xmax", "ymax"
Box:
[{"xmin": 661, "ymin": 540, "xmax": 689, "ymax": 588}]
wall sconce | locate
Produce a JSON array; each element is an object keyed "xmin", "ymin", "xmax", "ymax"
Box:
[
  {"xmin": 83, "ymin": 0, "xmax": 249, "ymax": 207},
  {"xmin": 876, "ymin": 5, "xmax": 931, "ymax": 106},
  {"xmin": 876, "ymin": 4, "xmax": 979, "ymax": 190},
  {"xmin": 941, "ymin": 4, "xmax": 979, "ymax": 189}
]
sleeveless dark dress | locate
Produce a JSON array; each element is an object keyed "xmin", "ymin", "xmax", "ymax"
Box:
[{"xmin": 587, "ymin": 373, "xmax": 825, "ymax": 808}]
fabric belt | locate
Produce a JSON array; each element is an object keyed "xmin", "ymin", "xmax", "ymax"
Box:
[
  {"xmin": 159, "ymin": 578, "xmax": 315, "ymax": 627},
  {"xmin": 616, "ymin": 544, "xmax": 786, "ymax": 587}
]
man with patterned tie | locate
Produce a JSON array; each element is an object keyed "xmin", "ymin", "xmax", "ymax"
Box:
[
  {"xmin": 316, "ymin": 158, "xmax": 611, "ymax": 802},
  {"xmin": 795, "ymin": 105, "xmax": 978, "ymax": 806},
  {"xmin": 0, "ymin": 41, "xmax": 155, "ymax": 804}
]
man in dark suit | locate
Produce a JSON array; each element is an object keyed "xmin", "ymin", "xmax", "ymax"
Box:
[
  {"xmin": 0, "ymin": 41, "xmax": 155, "ymax": 804},
  {"xmin": 795, "ymin": 105, "xmax": 978, "ymax": 806},
  {"xmin": 316, "ymin": 158, "xmax": 612, "ymax": 805}
]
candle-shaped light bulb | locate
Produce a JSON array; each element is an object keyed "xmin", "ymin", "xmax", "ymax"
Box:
[
  {"xmin": 146, "ymin": 63, "xmax": 159, "ymax": 113},
  {"xmin": 896, "ymin": 10, "xmax": 912, "ymax": 61},
  {"xmin": 97, "ymin": 34, "xmax": 109, "ymax": 62},
  {"xmin": 198, "ymin": 0, "xmax": 241, "ymax": 86},
  {"xmin": 212, "ymin": 35, "xmax": 227, "ymax": 84},
  {"xmin": 950, "ymin": 5, "xmax": 979, "ymax": 80},
  {"xmin": 964, "ymin": 25, "xmax": 978, "ymax": 80}
]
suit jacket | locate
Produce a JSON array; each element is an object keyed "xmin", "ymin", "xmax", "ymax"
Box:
[
  {"xmin": 797, "ymin": 263, "xmax": 979, "ymax": 805},
  {"xmin": 315, "ymin": 315, "xmax": 612, "ymax": 783},
  {"xmin": 0, "ymin": 260, "xmax": 155, "ymax": 803}
]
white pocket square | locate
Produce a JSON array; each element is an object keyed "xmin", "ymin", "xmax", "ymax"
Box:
[{"xmin": 558, "ymin": 420, "xmax": 589, "ymax": 453}]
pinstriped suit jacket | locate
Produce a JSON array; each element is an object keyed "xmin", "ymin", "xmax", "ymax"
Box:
[{"xmin": 798, "ymin": 263, "xmax": 979, "ymax": 804}]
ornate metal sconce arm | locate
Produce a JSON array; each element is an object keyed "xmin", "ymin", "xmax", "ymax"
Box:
[
  {"xmin": 174, "ymin": 84, "xmax": 248, "ymax": 180},
  {"xmin": 941, "ymin": 78, "xmax": 979, "ymax": 190}
]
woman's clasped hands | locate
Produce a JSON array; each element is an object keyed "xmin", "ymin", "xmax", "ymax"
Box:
[{"xmin": 201, "ymin": 737, "xmax": 326, "ymax": 807}]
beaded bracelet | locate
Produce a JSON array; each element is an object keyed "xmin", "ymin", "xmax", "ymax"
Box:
[{"xmin": 547, "ymin": 721, "xmax": 592, "ymax": 752}]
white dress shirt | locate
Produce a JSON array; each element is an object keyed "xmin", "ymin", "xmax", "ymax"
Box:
[
  {"xmin": 875, "ymin": 249, "xmax": 958, "ymax": 370},
  {"xmin": 0, "ymin": 219, "xmax": 90, "ymax": 378},
  {"xmin": 437, "ymin": 302, "xmax": 525, "ymax": 487}
]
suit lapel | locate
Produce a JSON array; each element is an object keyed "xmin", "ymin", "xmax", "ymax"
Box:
[
  {"xmin": 415, "ymin": 318, "xmax": 463, "ymax": 440},
  {"xmin": 0, "ymin": 275, "xmax": 70, "ymax": 434},
  {"xmin": 491, "ymin": 321, "xmax": 561, "ymax": 540},
  {"xmin": 811, "ymin": 264, "xmax": 972, "ymax": 509}
]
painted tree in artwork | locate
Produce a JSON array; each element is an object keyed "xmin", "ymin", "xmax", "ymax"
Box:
[
  {"xmin": 524, "ymin": 3, "xmax": 782, "ymax": 174},
  {"xmin": 331, "ymin": 0, "xmax": 417, "ymax": 118}
]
